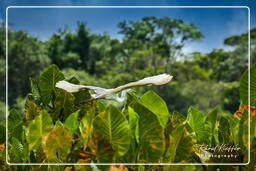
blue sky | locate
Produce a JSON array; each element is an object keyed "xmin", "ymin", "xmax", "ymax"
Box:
[{"xmin": 0, "ymin": 0, "xmax": 255, "ymax": 53}]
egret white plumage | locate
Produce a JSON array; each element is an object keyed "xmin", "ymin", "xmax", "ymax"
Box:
[{"xmin": 56, "ymin": 74, "xmax": 173, "ymax": 102}]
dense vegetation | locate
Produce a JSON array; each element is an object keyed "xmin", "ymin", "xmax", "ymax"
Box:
[
  {"xmin": 0, "ymin": 63, "xmax": 255, "ymax": 170},
  {"xmin": 0, "ymin": 17, "xmax": 255, "ymax": 118},
  {"xmin": 0, "ymin": 16, "xmax": 255, "ymax": 170}
]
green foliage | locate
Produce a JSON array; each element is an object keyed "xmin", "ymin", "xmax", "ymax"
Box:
[
  {"xmin": 1, "ymin": 64, "xmax": 254, "ymax": 171},
  {"xmin": 8, "ymin": 109, "xmax": 24, "ymax": 142},
  {"xmin": 52, "ymin": 89, "xmax": 75, "ymax": 121},
  {"xmin": 138, "ymin": 90, "xmax": 169, "ymax": 128},
  {"xmin": 44, "ymin": 121, "xmax": 73, "ymax": 161},
  {"xmin": 240, "ymin": 64, "xmax": 256, "ymax": 106},
  {"xmin": 187, "ymin": 107, "xmax": 210, "ymax": 143},
  {"xmin": 131, "ymin": 101, "xmax": 165, "ymax": 162},
  {"xmin": 5, "ymin": 29, "xmax": 51, "ymax": 105},
  {"xmin": 27, "ymin": 110, "xmax": 53, "ymax": 151},
  {"xmin": 39, "ymin": 64, "xmax": 65, "ymax": 105},
  {"xmin": 94, "ymin": 105, "xmax": 131, "ymax": 157},
  {"xmin": 2, "ymin": 18, "xmax": 256, "ymax": 170},
  {"xmin": 3, "ymin": 21, "xmax": 253, "ymax": 117},
  {"xmin": 64, "ymin": 110, "xmax": 79, "ymax": 135}
]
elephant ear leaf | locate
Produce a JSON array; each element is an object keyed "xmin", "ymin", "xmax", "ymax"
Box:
[
  {"xmin": 9, "ymin": 137, "xmax": 25, "ymax": 163},
  {"xmin": 93, "ymin": 105, "xmax": 131, "ymax": 157},
  {"xmin": 240, "ymin": 64, "xmax": 256, "ymax": 106},
  {"xmin": 52, "ymin": 89, "xmax": 75, "ymax": 122},
  {"xmin": 131, "ymin": 102, "xmax": 165, "ymax": 163},
  {"xmin": 8, "ymin": 109, "xmax": 23, "ymax": 141},
  {"xmin": 27, "ymin": 110, "xmax": 53, "ymax": 151},
  {"xmin": 39, "ymin": 64, "xmax": 65, "ymax": 105},
  {"xmin": 138, "ymin": 90, "xmax": 169, "ymax": 128},
  {"xmin": 186, "ymin": 107, "xmax": 210, "ymax": 143},
  {"xmin": 43, "ymin": 121, "xmax": 73, "ymax": 161}
]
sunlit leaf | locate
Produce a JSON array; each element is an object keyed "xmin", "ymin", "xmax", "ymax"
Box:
[
  {"xmin": 93, "ymin": 105, "xmax": 131, "ymax": 157},
  {"xmin": 205, "ymin": 107, "xmax": 219, "ymax": 145},
  {"xmin": 27, "ymin": 110, "xmax": 53, "ymax": 151},
  {"xmin": 121, "ymin": 107, "xmax": 140, "ymax": 163},
  {"xmin": 131, "ymin": 102, "xmax": 165, "ymax": 162},
  {"xmin": 139, "ymin": 90, "xmax": 169, "ymax": 128},
  {"xmin": 64, "ymin": 110, "xmax": 79, "ymax": 135},
  {"xmin": 128, "ymin": 106, "xmax": 139, "ymax": 144},
  {"xmin": 186, "ymin": 107, "xmax": 210, "ymax": 143}
]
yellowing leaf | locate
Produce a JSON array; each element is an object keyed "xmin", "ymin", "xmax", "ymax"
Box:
[
  {"xmin": 43, "ymin": 122, "xmax": 73, "ymax": 161},
  {"xmin": 27, "ymin": 110, "xmax": 53, "ymax": 151}
]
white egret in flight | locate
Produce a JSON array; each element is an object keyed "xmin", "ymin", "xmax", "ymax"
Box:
[{"xmin": 56, "ymin": 74, "xmax": 173, "ymax": 102}]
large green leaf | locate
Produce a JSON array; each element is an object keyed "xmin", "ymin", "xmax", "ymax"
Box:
[
  {"xmin": 27, "ymin": 110, "xmax": 53, "ymax": 151},
  {"xmin": 131, "ymin": 102, "xmax": 165, "ymax": 163},
  {"xmin": 43, "ymin": 121, "xmax": 73, "ymax": 161},
  {"xmin": 79, "ymin": 102, "xmax": 96, "ymax": 150},
  {"xmin": 218, "ymin": 117, "xmax": 233, "ymax": 144},
  {"xmin": 238, "ymin": 111, "xmax": 249, "ymax": 149},
  {"xmin": 186, "ymin": 107, "xmax": 210, "ymax": 143},
  {"xmin": 165, "ymin": 124, "xmax": 185, "ymax": 163},
  {"xmin": 139, "ymin": 90, "xmax": 169, "ymax": 128},
  {"xmin": 93, "ymin": 105, "xmax": 131, "ymax": 157},
  {"xmin": 220, "ymin": 112, "xmax": 239, "ymax": 145},
  {"xmin": 39, "ymin": 64, "xmax": 65, "ymax": 105},
  {"xmin": 52, "ymin": 89, "xmax": 75, "ymax": 121},
  {"xmin": 121, "ymin": 107, "xmax": 140, "ymax": 163},
  {"xmin": 173, "ymin": 127, "xmax": 194, "ymax": 163},
  {"xmin": 64, "ymin": 110, "xmax": 79, "ymax": 135},
  {"xmin": 240, "ymin": 64, "xmax": 256, "ymax": 106},
  {"xmin": 8, "ymin": 109, "xmax": 23, "ymax": 141},
  {"xmin": 9, "ymin": 137, "xmax": 25, "ymax": 163},
  {"xmin": 205, "ymin": 107, "xmax": 219, "ymax": 145},
  {"xmin": 8, "ymin": 109, "xmax": 22, "ymax": 131},
  {"xmin": 128, "ymin": 106, "xmax": 139, "ymax": 144}
]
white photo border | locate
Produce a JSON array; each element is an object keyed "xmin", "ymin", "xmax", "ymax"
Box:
[{"xmin": 5, "ymin": 6, "xmax": 251, "ymax": 166}]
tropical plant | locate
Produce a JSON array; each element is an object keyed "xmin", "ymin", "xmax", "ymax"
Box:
[{"xmin": 0, "ymin": 64, "xmax": 255, "ymax": 170}]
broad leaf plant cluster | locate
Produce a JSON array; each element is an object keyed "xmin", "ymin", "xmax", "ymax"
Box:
[{"xmin": 0, "ymin": 64, "xmax": 255, "ymax": 171}]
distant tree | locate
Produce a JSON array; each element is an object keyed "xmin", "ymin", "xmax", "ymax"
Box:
[
  {"xmin": 118, "ymin": 16, "xmax": 203, "ymax": 72},
  {"xmin": 6, "ymin": 29, "xmax": 51, "ymax": 105},
  {"xmin": 73, "ymin": 22, "xmax": 91, "ymax": 71},
  {"xmin": 47, "ymin": 24, "xmax": 90, "ymax": 70},
  {"xmin": 224, "ymin": 28, "xmax": 256, "ymax": 64},
  {"xmin": 47, "ymin": 33, "xmax": 64, "ymax": 67},
  {"xmin": 204, "ymin": 29, "xmax": 256, "ymax": 82}
]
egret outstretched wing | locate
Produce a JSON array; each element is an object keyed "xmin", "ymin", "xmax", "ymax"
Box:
[{"xmin": 56, "ymin": 73, "xmax": 173, "ymax": 102}]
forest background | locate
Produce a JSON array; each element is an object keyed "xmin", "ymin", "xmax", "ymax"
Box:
[{"xmin": 0, "ymin": 14, "xmax": 255, "ymax": 120}]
